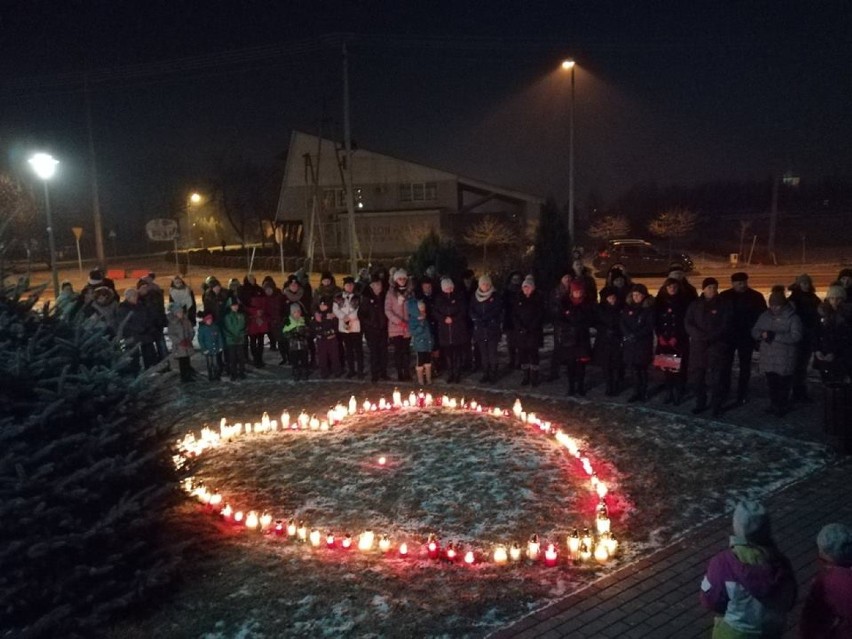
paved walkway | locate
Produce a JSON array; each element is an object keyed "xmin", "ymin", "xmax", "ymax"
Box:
[{"xmin": 489, "ymin": 458, "xmax": 852, "ymax": 639}]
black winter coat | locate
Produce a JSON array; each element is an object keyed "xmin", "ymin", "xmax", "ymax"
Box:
[
  {"xmin": 594, "ymin": 301, "xmax": 623, "ymax": 366},
  {"xmin": 358, "ymin": 287, "xmax": 388, "ymax": 334},
  {"xmin": 117, "ymin": 300, "xmax": 156, "ymax": 344},
  {"xmin": 719, "ymin": 287, "xmax": 766, "ymax": 345},
  {"xmin": 469, "ymin": 291, "xmax": 503, "ymax": 342},
  {"xmin": 620, "ymin": 296, "xmax": 655, "ymax": 367},
  {"xmin": 511, "ymin": 290, "xmax": 544, "ymax": 349},
  {"xmin": 432, "ymin": 290, "xmax": 470, "ymax": 346},
  {"xmin": 555, "ymin": 298, "xmax": 595, "ymax": 361},
  {"xmin": 685, "ymin": 295, "xmax": 732, "ymax": 371},
  {"xmin": 654, "ymin": 290, "xmax": 690, "ymax": 357},
  {"xmin": 815, "ymin": 301, "xmax": 852, "ymax": 381},
  {"xmin": 789, "ymin": 286, "xmax": 821, "ymax": 341}
]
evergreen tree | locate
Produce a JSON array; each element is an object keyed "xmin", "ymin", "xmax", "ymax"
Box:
[
  {"xmin": 408, "ymin": 229, "xmax": 468, "ymax": 280},
  {"xmin": 532, "ymin": 197, "xmax": 572, "ymax": 295},
  {"xmin": 0, "ymin": 275, "xmax": 184, "ymax": 637}
]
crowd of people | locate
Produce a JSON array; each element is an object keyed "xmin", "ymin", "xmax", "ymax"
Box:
[{"xmin": 55, "ymin": 263, "xmax": 852, "ymax": 419}]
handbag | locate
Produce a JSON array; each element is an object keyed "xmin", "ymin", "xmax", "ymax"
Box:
[{"xmin": 653, "ymin": 353, "xmax": 682, "ymax": 371}]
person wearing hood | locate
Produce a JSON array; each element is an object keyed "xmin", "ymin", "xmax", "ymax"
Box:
[
  {"xmin": 407, "ymin": 294, "xmax": 434, "ymax": 385},
  {"xmin": 385, "ymin": 269, "xmax": 412, "ymax": 381},
  {"xmin": 700, "ymin": 501, "xmax": 797, "ymax": 639},
  {"xmin": 620, "ymin": 283, "xmax": 655, "ymax": 402},
  {"xmin": 311, "ymin": 296, "xmax": 341, "ymax": 378},
  {"xmin": 604, "ymin": 266, "xmax": 632, "ymax": 305},
  {"xmin": 836, "ymin": 268, "xmax": 852, "ymax": 303},
  {"xmin": 432, "ymin": 277, "xmax": 470, "ymax": 383},
  {"xmin": 197, "ymin": 311, "xmax": 223, "ymax": 381},
  {"xmin": 719, "ymin": 272, "xmax": 767, "ymax": 406},
  {"xmin": 659, "ymin": 263, "xmax": 698, "ymax": 302},
  {"xmin": 81, "ymin": 268, "xmax": 117, "ymax": 303},
  {"xmin": 334, "ymin": 276, "xmax": 364, "ymax": 378},
  {"xmin": 222, "ymin": 297, "xmax": 247, "ymax": 379},
  {"xmin": 511, "ymin": 275, "xmax": 544, "ymax": 387},
  {"xmin": 313, "ymin": 271, "xmax": 340, "ymax": 312},
  {"xmin": 282, "ymin": 302, "xmax": 311, "ymax": 380},
  {"xmin": 594, "ymin": 286, "xmax": 625, "ymax": 396},
  {"xmin": 55, "ymin": 280, "xmax": 78, "ymax": 320},
  {"xmin": 789, "ymin": 274, "xmax": 821, "ymax": 403},
  {"xmin": 752, "ymin": 286, "xmax": 803, "ymax": 417},
  {"xmin": 360, "ymin": 273, "xmax": 389, "ymax": 382},
  {"xmin": 84, "ymin": 285, "xmax": 119, "ymax": 337},
  {"xmin": 167, "ymin": 302, "xmax": 195, "ymax": 382},
  {"xmin": 503, "ymin": 271, "xmax": 524, "ymax": 370},
  {"xmin": 654, "ymin": 277, "xmax": 691, "ymax": 404},
  {"xmin": 686, "ymin": 278, "xmax": 733, "ymax": 416},
  {"xmin": 799, "ymin": 523, "xmax": 852, "ymax": 638},
  {"xmin": 117, "ymin": 288, "xmax": 158, "ymax": 373},
  {"xmin": 169, "ymin": 275, "xmax": 197, "ymax": 326},
  {"xmin": 814, "ymin": 285, "xmax": 852, "ymax": 383},
  {"xmin": 469, "ymin": 274, "xmax": 503, "ymax": 383}
]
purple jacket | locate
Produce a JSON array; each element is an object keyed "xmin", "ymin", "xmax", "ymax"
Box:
[
  {"xmin": 700, "ymin": 539, "xmax": 797, "ymax": 638},
  {"xmin": 800, "ymin": 565, "xmax": 852, "ymax": 638}
]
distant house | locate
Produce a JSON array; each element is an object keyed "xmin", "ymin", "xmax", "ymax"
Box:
[{"xmin": 274, "ymin": 131, "xmax": 544, "ymax": 258}]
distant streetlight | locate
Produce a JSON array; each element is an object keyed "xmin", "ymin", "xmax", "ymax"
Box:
[
  {"xmin": 561, "ymin": 59, "xmax": 576, "ymax": 244},
  {"xmin": 186, "ymin": 192, "xmax": 202, "ymax": 249},
  {"xmin": 28, "ymin": 153, "xmax": 61, "ymax": 298},
  {"xmin": 190, "ymin": 192, "xmax": 202, "ymax": 205}
]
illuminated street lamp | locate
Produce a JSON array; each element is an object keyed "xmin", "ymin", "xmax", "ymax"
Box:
[
  {"xmin": 186, "ymin": 192, "xmax": 202, "ymax": 249},
  {"xmin": 28, "ymin": 153, "xmax": 60, "ymax": 298},
  {"xmin": 561, "ymin": 59, "xmax": 576, "ymax": 244}
]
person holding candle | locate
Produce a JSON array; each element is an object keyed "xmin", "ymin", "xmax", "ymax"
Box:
[
  {"xmin": 699, "ymin": 500, "xmax": 797, "ymax": 639},
  {"xmin": 752, "ymin": 286, "xmax": 803, "ymax": 417},
  {"xmin": 407, "ymin": 295, "xmax": 434, "ymax": 385},
  {"xmin": 654, "ymin": 277, "xmax": 691, "ymax": 404},
  {"xmin": 799, "ymin": 522, "xmax": 852, "ymax": 638}
]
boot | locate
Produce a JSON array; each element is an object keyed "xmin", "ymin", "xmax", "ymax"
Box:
[
  {"xmin": 521, "ymin": 367, "xmax": 531, "ymax": 386},
  {"xmin": 416, "ymin": 366, "xmax": 425, "ymax": 385},
  {"xmin": 424, "ymin": 363, "xmax": 432, "ymax": 385},
  {"xmin": 531, "ymin": 367, "xmax": 540, "ymax": 387}
]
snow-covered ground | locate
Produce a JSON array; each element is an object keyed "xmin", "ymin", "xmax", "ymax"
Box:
[{"xmin": 112, "ymin": 380, "xmax": 827, "ymax": 638}]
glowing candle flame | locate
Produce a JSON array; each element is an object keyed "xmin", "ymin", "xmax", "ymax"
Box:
[
  {"xmin": 379, "ymin": 535, "xmax": 391, "ymax": 552},
  {"xmin": 399, "ymin": 542, "xmax": 408, "ymax": 556},
  {"xmin": 509, "ymin": 543, "xmax": 522, "ymax": 561},
  {"xmin": 358, "ymin": 530, "xmax": 375, "ymax": 551},
  {"xmin": 463, "ymin": 551, "xmax": 475, "ymax": 565},
  {"xmin": 245, "ymin": 511, "xmax": 258, "ymax": 529},
  {"xmin": 493, "ymin": 546, "xmax": 508, "ymax": 564},
  {"xmin": 309, "ymin": 529, "xmax": 321, "ymax": 547}
]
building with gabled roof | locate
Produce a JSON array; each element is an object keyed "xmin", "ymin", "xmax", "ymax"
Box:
[{"xmin": 274, "ymin": 131, "xmax": 544, "ymax": 258}]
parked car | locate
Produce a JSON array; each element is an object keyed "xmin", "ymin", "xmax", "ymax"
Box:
[{"xmin": 592, "ymin": 239, "xmax": 693, "ymax": 276}]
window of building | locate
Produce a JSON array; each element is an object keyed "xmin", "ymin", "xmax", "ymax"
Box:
[
  {"xmin": 399, "ymin": 182, "xmax": 437, "ymax": 202},
  {"xmin": 323, "ymin": 187, "xmax": 363, "ymax": 209}
]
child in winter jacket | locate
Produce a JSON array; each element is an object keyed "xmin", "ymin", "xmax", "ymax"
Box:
[
  {"xmin": 167, "ymin": 303, "xmax": 195, "ymax": 382},
  {"xmin": 799, "ymin": 522, "xmax": 852, "ymax": 638},
  {"xmin": 197, "ymin": 311, "xmax": 224, "ymax": 381},
  {"xmin": 700, "ymin": 501, "xmax": 797, "ymax": 639},
  {"xmin": 311, "ymin": 297, "xmax": 341, "ymax": 378},
  {"xmin": 282, "ymin": 303, "xmax": 311, "ymax": 380},
  {"xmin": 222, "ymin": 298, "xmax": 247, "ymax": 379},
  {"xmin": 407, "ymin": 296, "xmax": 434, "ymax": 385}
]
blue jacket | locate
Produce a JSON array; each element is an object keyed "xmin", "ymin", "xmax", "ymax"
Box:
[{"xmin": 407, "ymin": 297, "xmax": 434, "ymax": 353}]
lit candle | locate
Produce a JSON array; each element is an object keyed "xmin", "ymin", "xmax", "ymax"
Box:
[
  {"xmin": 298, "ymin": 411, "xmax": 309, "ymax": 429},
  {"xmin": 580, "ymin": 542, "xmax": 592, "ymax": 561},
  {"xmin": 427, "ymin": 534, "xmax": 440, "ymax": 559},
  {"xmin": 512, "ymin": 399, "xmax": 523, "ymax": 418},
  {"xmin": 408, "ymin": 391, "xmax": 417, "ymax": 406},
  {"xmin": 327, "ymin": 408, "xmax": 336, "ymax": 424},
  {"xmin": 596, "ymin": 502, "xmax": 611, "ymax": 534},
  {"xmin": 528, "ymin": 534, "xmax": 540, "ymax": 560},
  {"xmin": 492, "ymin": 407, "xmax": 503, "ymax": 417},
  {"xmin": 281, "ymin": 411, "xmax": 291, "ymax": 429},
  {"xmin": 297, "ymin": 522, "xmax": 307, "ymax": 542},
  {"xmin": 342, "ymin": 533, "xmax": 352, "ymax": 549},
  {"xmin": 544, "ymin": 544, "xmax": 558, "ymax": 567},
  {"xmin": 596, "ymin": 481, "xmax": 608, "ymax": 499},
  {"xmin": 424, "ymin": 393, "xmax": 434, "ymax": 406},
  {"xmin": 378, "ymin": 456, "xmax": 387, "ymax": 466},
  {"xmin": 493, "ymin": 546, "xmax": 508, "ymax": 564},
  {"xmin": 326, "ymin": 532, "xmax": 335, "ymax": 548},
  {"xmin": 448, "ymin": 398, "xmax": 457, "ymax": 409},
  {"xmin": 581, "ymin": 528, "xmax": 593, "ymax": 551},
  {"xmin": 209, "ymin": 492, "xmax": 222, "ymax": 507},
  {"xmin": 274, "ymin": 520, "xmax": 284, "ymax": 536},
  {"xmin": 509, "ymin": 543, "xmax": 522, "ymax": 561},
  {"xmin": 358, "ymin": 530, "xmax": 375, "ymax": 551},
  {"xmin": 520, "ymin": 411, "xmax": 527, "ymax": 422},
  {"xmin": 270, "ymin": 419, "xmax": 278, "ymax": 431},
  {"xmin": 399, "ymin": 542, "xmax": 409, "ymax": 557},
  {"xmin": 245, "ymin": 511, "xmax": 259, "ymax": 529},
  {"xmin": 527, "ymin": 412, "xmax": 536, "ymax": 424},
  {"xmin": 463, "ymin": 550, "xmax": 475, "ymax": 565},
  {"xmin": 309, "ymin": 416, "xmax": 320, "ymax": 430},
  {"xmin": 379, "ymin": 397, "xmax": 388, "ymax": 410},
  {"xmin": 604, "ymin": 533, "xmax": 618, "ymax": 555},
  {"xmin": 309, "ymin": 529, "xmax": 321, "ymax": 547},
  {"xmin": 379, "ymin": 535, "xmax": 391, "ymax": 552},
  {"xmin": 221, "ymin": 504, "xmax": 233, "ymax": 519},
  {"xmin": 261, "ymin": 411, "xmax": 270, "ymax": 430},
  {"xmin": 594, "ymin": 541, "xmax": 609, "ymax": 563},
  {"xmin": 349, "ymin": 396, "xmax": 358, "ymax": 414},
  {"xmin": 287, "ymin": 519, "xmax": 296, "ymax": 537},
  {"xmin": 234, "ymin": 510, "xmax": 244, "ymax": 523},
  {"xmin": 320, "ymin": 420, "xmax": 329, "ymax": 431},
  {"xmin": 445, "ymin": 542, "xmax": 457, "ymax": 561},
  {"xmin": 392, "ymin": 388, "xmax": 402, "ymax": 407},
  {"xmin": 363, "ymin": 399, "xmax": 371, "ymax": 412},
  {"xmin": 469, "ymin": 400, "xmax": 477, "ymax": 411},
  {"xmin": 259, "ymin": 512, "xmax": 272, "ymax": 530},
  {"xmin": 568, "ymin": 529, "xmax": 580, "ymax": 554}
]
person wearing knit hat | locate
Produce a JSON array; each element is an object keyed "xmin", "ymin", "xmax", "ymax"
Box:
[
  {"xmin": 470, "ymin": 273, "xmax": 501, "ymax": 383},
  {"xmin": 281, "ymin": 300, "xmax": 310, "ymax": 380},
  {"xmin": 512, "ymin": 273, "xmax": 544, "ymax": 387},
  {"xmin": 719, "ymin": 272, "xmax": 767, "ymax": 406},
  {"xmin": 661, "ymin": 264, "xmax": 698, "ymax": 301},
  {"xmin": 621, "ymin": 280, "xmax": 655, "ymax": 402},
  {"xmin": 787, "ymin": 273, "xmax": 821, "ymax": 403},
  {"xmin": 655, "ymin": 276, "xmax": 691, "ymax": 405},
  {"xmin": 702, "ymin": 277, "xmax": 719, "ymax": 290},
  {"xmin": 800, "ymin": 523, "xmax": 852, "ymax": 637},
  {"xmin": 557, "ymin": 278, "xmax": 595, "ymax": 396},
  {"xmin": 197, "ymin": 309, "xmax": 224, "ymax": 381},
  {"xmin": 751, "ymin": 285, "xmax": 802, "ymax": 417},
  {"xmin": 433, "ymin": 275, "xmax": 469, "ymax": 383},
  {"xmin": 595, "ymin": 284, "xmax": 625, "ymax": 396},
  {"xmin": 385, "ymin": 266, "xmax": 412, "ymax": 381},
  {"xmin": 684, "ymin": 273, "xmax": 733, "ymax": 416},
  {"xmin": 700, "ymin": 500, "xmax": 796, "ymax": 638},
  {"xmin": 813, "ymin": 283, "xmax": 852, "ymax": 383},
  {"xmin": 167, "ymin": 297, "xmax": 195, "ymax": 382},
  {"xmin": 334, "ymin": 274, "xmax": 363, "ymax": 378}
]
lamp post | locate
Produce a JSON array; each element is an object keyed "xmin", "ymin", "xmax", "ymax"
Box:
[
  {"xmin": 561, "ymin": 59, "xmax": 576, "ymax": 244},
  {"xmin": 185, "ymin": 192, "xmax": 202, "ymax": 275},
  {"xmin": 28, "ymin": 153, "xmax": 60, "ymax": 298}
]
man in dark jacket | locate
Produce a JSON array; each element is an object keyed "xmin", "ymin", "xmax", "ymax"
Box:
[
  {"xmin": 359, "ymin": 274, "xmax": 389, "ymax": 382},
  {"xmin": 469, "ymin": 274, "xmax": 503, "ymax": 383},
  {"xmin": 512, "ymin": 275, "xmax": 545, "ymax": 387},
  {"xmin": 719, "ymin": 272, "xmax": 767, "ymax": 405},
  {"xmin": 117, "ymin": 288, "xmax": 158, "ymax": 373},
  {"xmin": 685, "ymin": 277, "xmax": 733, "ymax": 416},
  {"xmin": 788, "ymin": 274, "xmax": 821, "ymax": 403}
]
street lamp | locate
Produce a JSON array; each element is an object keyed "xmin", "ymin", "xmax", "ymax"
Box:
[
  {"xmin": 561, "ymin": 59, "xmax": 576, "ymax": 244},
  {"xmin": 186, "ymin": 192, "xmax": 201, "ymax": 249},
  {"xmin": 28, "ymin": 152, "xmax": 60, "ymax": 298}
]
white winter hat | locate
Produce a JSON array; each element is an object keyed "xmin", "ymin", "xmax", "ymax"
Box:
[
  {"xmin": 522, "ymin": 275, "xmax": 535, "ymax": 289},
  {"xmin": 732, "ymin": 500, "xmax": 769, "ymax": 541},
  {"xmin": 817, "ymin": 523, "xmax": 852, "ymax": 565},
  {"xmin": 441, "ymin": 277, "xmax": 454, "ymax": 292},
  {"xmin": 394, "ymin": 268, "xmax": 408, "ymax": 282}
]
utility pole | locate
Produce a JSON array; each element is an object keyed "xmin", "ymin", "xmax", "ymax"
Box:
[
  {"xmin": 342, "ymin": 40, "xmax": 360, "ymax": 276},
  {"xmin": 768, "ymin": 175, "xmax": 779, "ymax": 264},
  {"xmin": 85, "ymin": 77, "xmax": 106, "ymax": 267}
]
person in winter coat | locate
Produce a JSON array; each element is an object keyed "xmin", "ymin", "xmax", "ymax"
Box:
[
  {"xmin": 836, "ymin": 268, "xmax": 852, "ymax": 303},
  {"xmin": 245, "ymin": 286, "xmax": 269, "ymax": 368},
  {"xmin": 685, "ymin": 278, "xmax": 733, "ymax": 416},
  {"xmin": 469, "ymin": 274, "xmax": 503, "ymax": 383},
  {"xmin": 620, "ymin": 283, "xmax": 655, "ymax": 402},
  {"xmin": 222, "ymin": 298, "xmax": 247, "ymax": 379},
  {"xmin": 417, "ymin": 278, "xmax": 442, "ymax": 376},
  {"xmin": 360, "ymin": 274, "xmax": 389, "ymax": 382},
  {"xmin": 548, "ymin": 273, "xmax": 575, "ymax": 382},
  {"xmin": 385, "ymin": 269, "xmax": 412, "ymax": 381},
  {"xmin": 282, "ymin": 302, "xmax": 311, "ymax": 380},
  {"xmin": 81, "ymin": 268, "xmax": 118, "ymax": 303},
  {"xmin": 138, "ymin": 277, "xmax": 168, "ymax": 364},
  {"xmin": 432, "ymin": 277, "xmax": 470, "ymax": 383},
  {"xmin": 311, "ymin": 296, "xmax": 341, "ymax": 378},
  {"xmin": 117, "ymin": 288, "xmax": 158, "ymax": 372},
  {"xmin": 282, "ymin": 275, "xmax": 309, "ymax": 365},
  {"xmin": 556, "ymin": 280, "xmax": 595, "ymax": 396},
  {"xmin": 655, "ymin": 278, "xmax": 692, "ymax": 404},
  {"xmin": 202, "ymin": 277, "xmax": 228, "ymax": 372},
  {"xmin": 700, "ymin": 501, "xmax": 797, "ymax": 639},
  {"xmin": 788, "ymin": 274, "xmax": 821, "ymax": 403},
  {"xmin": 594, "ymin": 286, "xmax": 624, "ymax": 396},
  {"xmin": 814, "ymin": 285, "xmax": 852, "ymax": 383},
  {"xmin": 313, "ymin": 271, "xmax": 341, "ymax": 312},
  {"xmin": 84, "ymin": 285, "xmax": 120, "ymax": 337},
  {"xmin": 503, "ymin": 271, "xmax": 524, "ymax": 370},
  {"xmin": 604, "ymin": 266, "xmax": 632, "ymax": 305},
  {"xmin": 511, "ymin": 275, "xmax": 544, "ymax": 387},
  {"xmin": 799, "ymin": 523, "xmax": 852, "ymax": 638},
  {"xmin": 752, "ymin": 287, "xmax": 803, "ymax": 417},
  {"xmin": 719, "ymin": 272, "xmax": 767, "ymax": 406},
  {"xmin": 55, "ymin": 281, "xmax": 78, "ymax": 319},
  {"xmin": 460, "ymin": 269, "xmax": 479, "ymax": 372},
  {"xmin": 407, "ymin": 296, "xmax": 434, "ymax": 385},
  {"xmin": 661, "ymin": 263, "xmax": 699, "ymax": 302},
  {"xmin": 197, "ymin": 312, "xmax": 223, "ymax": 381},
  {"xmin": 169, "ymin": 275, "xmax": 197, "ymax": 326},
  {"xmin": 334, "ymin": 276, "xmax": 364, "ymax": 378},
  {"xmin": 167, "ymin": 302, "xmax": 195, "ymax": 382},
  {"xmin": 261, "ymin": 278, "xmax": 285, "ymax": 354}
]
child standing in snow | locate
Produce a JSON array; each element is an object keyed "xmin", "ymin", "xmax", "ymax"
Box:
[
  {"xmin": 197, "ymin": 311, "xmax": 223, "ymax": 381},
  {"xmin": 407, "ymin": 296, "xmax": 434, "ymax": 385},
  {"xmin": 167, "ymin": 303, "xmax": 195, "ymax": 382},
  {"xmin": 282, "ymin": 303, "xmax": 311, "ymax": 380},
  {"xmin": 222, "ymin": 297, "xmax": 247, "ymax": 380},
  {"xmin": 311, "ymin": 297, "xmax": 341, "ymax": 378}
]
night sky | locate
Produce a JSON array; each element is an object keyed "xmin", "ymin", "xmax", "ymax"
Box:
[{"xmin": 1, "ymin": 1, "xmax": 850, "ymax": 242}]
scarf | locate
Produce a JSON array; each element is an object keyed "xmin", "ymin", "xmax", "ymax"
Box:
[{"xmin": 475, "ymin": 288, "xmax": 494, "ymax": 302}]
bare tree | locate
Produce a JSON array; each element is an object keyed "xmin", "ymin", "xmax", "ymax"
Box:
[
  {"xmin": 648, "ymin": 208, "xmax": 698, "ymax": 257},
  {"xmin": 402, "ymin": 221, "xmax": 441, "ymax": 249},
  {"xmin": 0, "ymin": 172, "xmax": 40, "ymax": 269},
  {"xmin": 587, "ymin": 215, "xmax": 630, "ymax": 240},
  {"xmin": 463, "ymin": 215, "xmax": 515, "ymax": 269},
  {"xmin": 212, "ymin": 160, "xmax": 278, "ymax": 248}
]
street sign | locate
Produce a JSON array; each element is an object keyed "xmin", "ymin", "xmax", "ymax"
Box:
[
  {"xmin": 71, "ymin": 226, "xmax": 83, "ymax": 240},
  {"xmin": 145, "ymin": 218, "xmax": 178, "ymax": 242},
  {"xmin": 274, "ymin": 224, "xmax": 284, "ymax": 245}
]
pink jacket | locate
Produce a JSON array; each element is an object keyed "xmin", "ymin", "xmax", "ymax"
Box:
[
  {"xmin": 800, "ymin": 565, "xmax": 852, "ymax": 638},
  {"xmin": 385, "ymin": 286, "xmax": 410, "ymax": 339}
]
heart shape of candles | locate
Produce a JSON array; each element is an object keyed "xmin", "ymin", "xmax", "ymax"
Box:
[{"xmin": 177, "ymin": 393, "xmax": 621, "ymax": 567}]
